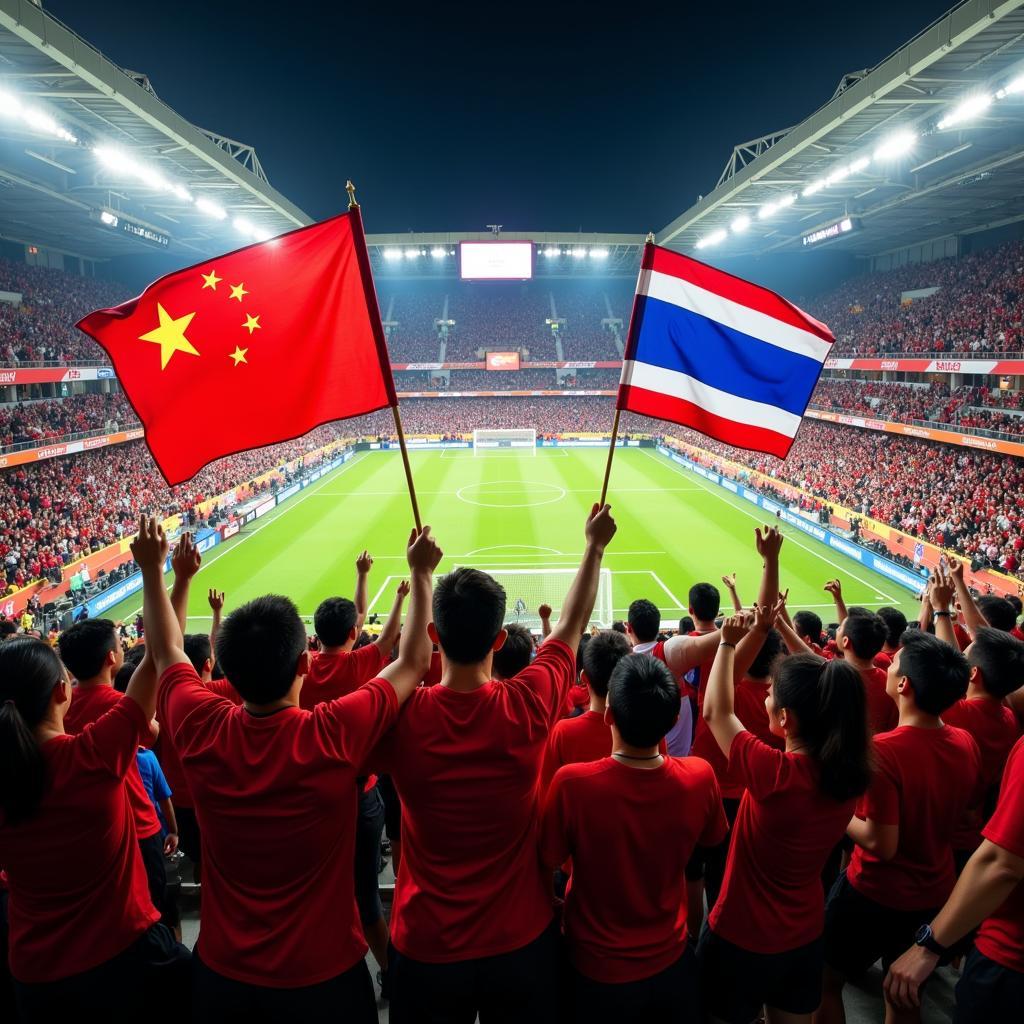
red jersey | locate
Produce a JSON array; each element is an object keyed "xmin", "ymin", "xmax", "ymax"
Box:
[
  {"xmin": 858, "ymin": 666, "xmax": 898, "ymax": 735},
  {"xmin": 64, "ymin": 683, "xmax": 162, "ymax": 839},
  {"xmin": 847, "ymin": 725, "xmax": 982, "ymax": 911},
  {"xmin": 0, "ymin": 699, "xmax": 158, "ymax": 982},
  {"xmin": 874, "ymin": 651, "xmax": 894, "ymax": 670},
  {"xmin": 157, "ymin": 662, "xmax": 399, "ymax": 986},
  {"xmin": 299, "ymin": 643, "xmax": 385, "ymax": 709},
  {"xmin": 542, "ymin": 711, "xmax": 612, "ymax": 789},
  {"xmin": 710, "ymin": 731, "xmax": 858, "ymax": 953},
  {"xmin": 206, "ymin": 677, "xmax": 243, "ymax": 704},
  {"xmin": 976, "ymin": 735, "xmax": 1024, "ymax": 973},
  {"xmin": 372, "ymin": 638, "xmax": 575, "ymax": 962},
  {"xmin": 540, "ymin": 756, "xmax": 726, "ymax": 982},
  {"xmin": 687, "ymin": 629, "xmax": 716, "ymax": 705}
]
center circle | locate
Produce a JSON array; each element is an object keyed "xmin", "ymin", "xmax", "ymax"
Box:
[{"xmin": 456, "ymin": 480, "xmax": 567, "ymax": 509}]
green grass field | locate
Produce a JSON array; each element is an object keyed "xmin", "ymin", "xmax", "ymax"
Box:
[{"xmin": 103, "ymin": 446, "xmax": 920, "ymax": 632}]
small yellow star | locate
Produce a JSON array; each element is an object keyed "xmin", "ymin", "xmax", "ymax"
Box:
[
  {"xmin": 200, "ymin": 269, "xmax": 221, "ymax": 291},
  {"xmin": 229, "ymin": 283, "xmax": 248, "ymax": 302},
  {"xmin": 229, "ymin": 346, "xmax": 248, "ymax": 366},
  {"xmin": 242, "ymin": 314, "xmax": 261, "ymax": 335},
  {"xmin": 138, "ymin": 303, "xmax": 200, "ymax": 370}
]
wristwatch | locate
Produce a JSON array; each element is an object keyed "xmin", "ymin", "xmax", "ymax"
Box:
[{"xmin": 914, "ymin": 923, "xmax": 948, "ymax": 958}]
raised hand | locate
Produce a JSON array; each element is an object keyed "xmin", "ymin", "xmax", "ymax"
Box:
[
  {"xmin": 824, "ymin": 578, "xmax": 843, "ymax": 599},
  {"xmin": 396, "ymin": 579, "xmax": 411, "ymax": 600},
  {"xmin": 947, "ymin": 555, "xmax": 965, "ymax": 582},
  {"xmin": 721, "ymin": 614, "xmax": 750, "ymax": 646},
  {"xmin": 208, "ymin": 589, "xmax": 225, "ymax": 612},
  {"xmin": 755, "ymin": 525, "xmax": 784, "ymax": 560},
  {"xmin": 356, "ymin": 550, "xmax": 374, "ymax": 574},
  {"xmin": 130, "ymin": 515, "xmax": 169, "ymax": 573},
  {"xmin": 164, "ymin": 832, "xmax": 179, "ymax": 856},
  {"xmin": 721, "ymin": 573, "xmax": 737, "ymax": 591},
  {"xmin": 538, "ymin": 604, "xmax": 553, "ymax": 620},
  {"xmin": 928, "ymin": 570, "xmax": 954, "ymax": 612},
  {"xmin": 171, "ymin": 532, "xmax": 202, "ymax": 581},
  {"xmin": 753, "ymin": 602, "xmax": 778, "ymax": 634},
  {"xmin": 585, "ymin": 503, "xmax": 617, "ymax": 552},
  {"xmin": 407, "ymin": 525, "xmax": 443, "ymax": 574}
]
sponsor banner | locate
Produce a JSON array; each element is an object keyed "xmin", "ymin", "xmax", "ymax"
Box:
[
  {"xmin": 86, "ymin": 573, "xmax": 145, "ymax": 617},
  {"xmin": 220, "ymin": 522, "xmax": 240, "ymax": 540},
  {"xmin": 0, "ymin": 366, "xmax": 113, "ymax": 385},
  {"xmin": 195, "ymin": 529, "xmax": 221, "ymax": 555},
  {"xmin": 0, "ymin": 428, "xmax": 144, "ymax": 469},
  {"xmin": 823, "ymin": 358, "xmax": 1024, "ymax": 375},
  {"xmin": 254, "ymin": 497, "xmax": 276, "ymax": 519},
  {"xmin": 277, "ymin": 482, "xmax": 301, "ymax": 502},
  {"xmin": 486, "ymin": 351, "xmax": 521, "ymax": 371}
]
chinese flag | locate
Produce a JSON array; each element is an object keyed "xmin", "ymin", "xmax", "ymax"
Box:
[{"xmin": 77, "ymin": 209, "xmax": 397, "ymax": 485}]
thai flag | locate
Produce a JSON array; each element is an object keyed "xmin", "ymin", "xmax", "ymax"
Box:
[{"xmin": 617, "ymin": 244, "xmax": 833, "ymax": 458}]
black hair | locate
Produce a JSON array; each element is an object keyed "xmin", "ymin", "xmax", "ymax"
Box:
[
  {"xmin": 688, "ymin": 583, "xmax": 720, "ymax": 622},
  {"xmin": 772, "ymin": 654, "xmax": 872, "ymax": 802},
  {"xmin": 611, "ymin": 621, "xmax": 626, "ymax": 634},
  {"xmin": 216, "ymin": 595, "xmax": 308, "ymax": 704},
  {"xmin": 0, "ymin": 639, "xmax": 63, "ymax": 823},
  {"xmin": 57, "ymin": 618, "xmax": 118, "ymax": 680},
  {"xmin": 968, "ymin": 627, "xmax": 1024, "ymax": 700},
  {"xmin": 113, "ymin": 644, "xmax": 146, "ymax": 693},
  {"xmin": 1006, "ymin": 595, "xmax": 1023, "ymax": 618},
  {"xmin": 493, "ymin": 624, "xmax": 533, "ymax": 680},
  {"xmin": 977, "ymin": 595, "xmax": 1017, "ymax": 633},
  {"xmin": 896, "ymin": 629, "xmax": 969, "ymax": 715},
  {"xmin": 627, "ymin": 599, "xmax": 661, "ymax": 643},
  {"xmin": 608, "ymin": 654, "xmax": 680, "ymax": 747},
  {"xmin": 582, "ymin": 630, "xmax": 632, "ymax": 698},
  {"xmin": 841, "ymin": 609, "xmax": 887, "ymax": 660},
  {"xmin": 793, "ymin": 610, "xmax": 823, "ymax": 645},
  {"xmin": 183, "ymin": 634, "xmax": 213, "ymax": 675},
  {"xmin": 748, "ymin": 628, "xmax": 785, "ymax": 680},
  {"xmin": 0, "ymin": 620, "xmax": 16, "ymax": 640},
  {"xmin": 313, "ymin": 597, "xmax": 358, "ymax": 647},
  {"xmin": 678, "ymin": 616, "xmax": 695, "ymax": 634},
  {"xmin": 432, "ymin": 568, "xmax": 506, "ymax": 665},
  {"xmin": 877, "ymin": 607, "xmax": 908, "ymax": 649}
]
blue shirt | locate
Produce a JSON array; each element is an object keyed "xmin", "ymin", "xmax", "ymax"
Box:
[{"xmin": 136, "ymin": 748, "xmax": 172, "ymax": 835}]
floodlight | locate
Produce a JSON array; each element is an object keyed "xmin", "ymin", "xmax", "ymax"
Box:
[
  {"xmin": 590, "ymin": 248, "xmax": 609, "ymax": 259},
  {"xmin": 938, "ymin": 93, "xmax": 992, "ymax": 130},
  {"xmin": 696, "ymin": 229, "xmax": 727, "ymax": 249},
  {"xmin": 383, "ymin": 249, "xmax": 402, "ymax": 261},
  {"xmin": 758, "ymin": 201, "xmax": 778, "ymax": 220},
  {"xmin": 430, "ymin": 247, "xmax": 446, "ymax": 258},
  {"xmin": 542, "ymin": 247, "xmax": 559, "ymax": 257},
  {"xmin": 802, "ymin": 180, "xmax": 825, "ymax": 197},
  {"xmin": 99, "ymin": 210, "xmax": 118, "ymax": 227},
  {"xmin": 171, "ymin": 183, "xmax": 193, "ymax": 202},
  {"xmin": 778, "ymin": 193, "xmax": 796, "ymax": 208},
  {"xmin": 404, "ymin": 248, "xmax": 420, "ymax": 259},
  {"xmin": 233, "ymin": 217, "xmax": 254, "ymax": 235},
  {"xmin": 873, "ymin": 131, "xmax": 916, "ymax": 162},
  {"xmin": 0, "ymin": 90, "xmax": 22, "ymax": 117},
  {"xmin": 825, "ymin": 165, "xmax": 851, "ymax": 185},
  {"xmin": 731, "ymin": 215, "xmax": 751, "ymax": 233},
  {"xmin": 196, "ymin": 197, "xmax": 227, "ymax": 220},
  {"xmin": 849, "ymin": 156, "xmax": 871, "ymax": 173},
  {"xmin": 571, "ymin": 248, "xmax": 587, "ymax": 258},
  {"xmin": 252, "ymin": 228, "xmax": 275, "ymax": 243},
  {"xmin": 996, "ymin": 75, "xmax": 1024, "ymax": 99}
]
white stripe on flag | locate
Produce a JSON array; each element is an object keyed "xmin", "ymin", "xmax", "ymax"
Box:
[
  {"xmin": 622, "ymin": 360, "xmax": 802, "ymax": 437},
  {"xmin": 637, "ymin": 269, "xmax": 832, "ymax": 363}
]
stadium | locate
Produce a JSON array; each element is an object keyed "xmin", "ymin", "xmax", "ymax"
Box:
[{"xmin": 1, "ymin": 0, "xmax": 1024, "ymax": 1022}]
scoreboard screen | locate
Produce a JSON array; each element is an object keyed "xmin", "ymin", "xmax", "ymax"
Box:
[{"xmin": 460, "ymin": 241, "xmax": 533, "ymax": 280}]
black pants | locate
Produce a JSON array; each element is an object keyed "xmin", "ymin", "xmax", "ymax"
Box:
[
  {"xmin": 138, "ymin": 832, "xmax": 173, "ymax": 926},
  {"xmin": 954, "ymin": 947, "xmax": 1024, "ymax": 1024},
  {"xmin": 191, "ymin": 952, "xmax": 377, "ymax": 1023},
  {"xmin": 389, "ymin": 919, "xmax": 564, "ymax": 1024},
  {"xmin": 14, "ymin": 923, "xmax": 190, "ymax": 1024},
  {"xmin": 355, "ymin": 784, "xmax": 386, "ymax": 927},
  {"xmin": 176, "ymin": 804, "xmax": 202, "ymax": 867}
]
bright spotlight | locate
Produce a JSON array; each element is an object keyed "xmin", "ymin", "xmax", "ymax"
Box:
[
  {"xmin": 997, "ymin": 75, "xmax": 1024, "ymax": 98},
  {"xmin": 171, "ymin": 183, "xmax": 193, "ymax": 202},
  {"xmin": 233, "ymin": 217, "xmax": 254, "ymax": 235},
  {"xmin": 778, "ymin": 193, "xmax": 796, "ymax": 208},
  {"xmin": 848, "ymin": 156, "xmax": 871, "ymax": 174},
  {"xmin": 0, "ymin": 90, "xmax": 22, "ymax": 117},
  {"xmin": 196, "ymin": 197, "xmax": 227, "ymax": 220},
  {"xmin": 802, "ymin": 180, "xmax": 825, "ymax": 197},
  {"xmin": 758, "ymin": 201, "xmax": 778, "ymax": 220},
  {"xmin": 825, "ymin": 165, "xmax": 850, "ymax": 185},
  {"xmin": 696, "ymin": 229, "xmax": 727, "ymax": 250},
  {"xmin": 938, "ymin": 93, "xmax": 993, "ymax": 130},
  {"xmin": 731, "ymin": 215, "xmax": 751, "ymax": 233},
  {"xmin": 404, "ymin": 248, "xmax": 420, "ymax": 259},
  {"xmin": 430, "ymin": 247, "xmax": 446, "ymax": 258},
  {"xmin": 873, "ymin": 131, "xmax": 916, "ymax": 162},
  {"xmin": 383, "ymin": 249, "xmax": 402, "ymax": 261},
  {"xmin": 590, "ymin": 248, "xmax": 609, "ymax": 259},
  {"xmin": 542, "ymin": 247, "xmax": 559, "ymax": 257},
  {"xmin": 571, "ymin": 248, "xmax": 587, "ymax": 258}
]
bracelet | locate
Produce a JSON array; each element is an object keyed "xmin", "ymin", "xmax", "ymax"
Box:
[
  {"xmin": 933, "ymin": 611, "xmax": 952, "ymax": 618},
  {"xmin": 719, "ymin": 641, "xmax": 736, "ymax": 649}
]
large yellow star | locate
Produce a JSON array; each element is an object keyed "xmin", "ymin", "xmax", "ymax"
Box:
[
  {"xmin": 242, "ymin": 314, "xmax": 261, "ymax": 335},
  {"xmin": 229, "ymin": 283, "xmax": 248, "ymax": 302},
  {"xmin": 229, "ymin": 346, "xmax": 248, "ymax": 366},
  {"xmin": 139, "ymin": 304, "xmax": 200, "ymax": 370},
  {"xmin": 201, "ymin": 269, "xmax": 221, "ymax": 290}
]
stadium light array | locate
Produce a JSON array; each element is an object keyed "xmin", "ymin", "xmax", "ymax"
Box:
[
  {"xmin": 195, "ymin": 197, "xmax": 227, "ymax": 220},
  {"xmin": 404, "ymin": 248, "xmax": 421, "ymax": 259},
  {"xmin": 695, "ymin": 228, "xmax": 727, "ymax": 250},
  {"xmin": 996, "ymin": 75, "xmax": 1024, "ymax": 99},
  {"xmin": 571, "ymin": 248, "xmax": 587, "ymax": 259},
  {"xmin": 873, "ymin": 130, "xmax": 917, "ymax": 162},
  {"xmin": 430, "ymin": 247, "xmax": 447, "ymax": 258},
  {"xmin": 938, "ymin": 93, "xmax": 993, "ymax": 130},
  {"xmin": 0, "ymin": 89, "xmax": 78, "ymax": 143},
  {"xmin": 383, "ymin": 248, "xmax": 402, "ymax": 261},
  {"xmin": 731, "ymin": 214, "xmax": 751, "ymax": 233},
  {"xmin": 590, "ymin": 248, "xmax": 609, "ymax": 259},
  {"xmin": 542, "ymin": 247, "xmax": 560, "ymax": 257}
]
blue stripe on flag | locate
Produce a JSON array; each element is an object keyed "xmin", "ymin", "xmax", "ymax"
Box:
[{"xmin": 631, "ymin": 295, "xmax": 823, "ymax": 416}]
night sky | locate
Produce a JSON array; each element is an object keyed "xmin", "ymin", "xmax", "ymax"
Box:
[{"xmin": 47, "ymin": 0, "xmax": 955, "ymax": 236}]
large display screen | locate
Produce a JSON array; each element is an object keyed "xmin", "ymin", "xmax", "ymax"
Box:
[
  {"xmin": 486, "ymin": 351, "xmax": 521, "ymax": 371},
  {"xmin": 460, "ymin": 241, "xmax": 533, "ymax": 280}
]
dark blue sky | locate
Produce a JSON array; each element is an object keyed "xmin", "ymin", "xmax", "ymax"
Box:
[{"xmin": 47, "ymin": 0, "xmax": 955, "ymax": 234}]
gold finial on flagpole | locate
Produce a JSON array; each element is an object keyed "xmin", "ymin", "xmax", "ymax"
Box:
[
  {"xmin": 346, "ymin": 180, "xmax": 358, "ymax": 209},
  {"xmin": 646, "ymin": 231, "xmax": 655, "ymax": 244}
]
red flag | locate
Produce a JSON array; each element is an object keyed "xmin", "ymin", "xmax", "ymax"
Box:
[{"xmin": 77, "ymin": 209, "xmax": 397, "ymax": 485}]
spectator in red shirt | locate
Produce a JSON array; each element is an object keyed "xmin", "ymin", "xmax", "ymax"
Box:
[
  {"xmin": 833, "ymin": 607, "xmax": 899, "ymax": 735},
  {"xmin": 540, "ymin": 653, "xmax": 727, "ymax": 1020},
  {"xmin": 492, "ymin": 622, "xmax": 535, "ymax": 681},
  {"xmin": 876, "ymin": 607, "xmax": 908, "ymax": 668}
]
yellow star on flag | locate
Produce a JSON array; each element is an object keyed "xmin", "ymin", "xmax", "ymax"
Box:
[
  {"xmin": 229, "ymin": 283, "xmax": 249, "ymax": 302},
  {"xmin": 201, "ymin": 270, "xmax": 221, "ymax": 291},
  {"xmin": 229, "ymin": 346, "xmax": 248, "ymax": 366},
  {"xmin": 139, "ymin": 303, "xmax": 200, "ymax": 370},
  {"xmin": 242, "ymin": 314, "xmax": 261, "ymax": 335}
]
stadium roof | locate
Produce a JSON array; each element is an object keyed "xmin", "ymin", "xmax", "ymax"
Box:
[
  {"xmin": 0, "ymin": 0, "xmax": 310, "ymax": 262},
  {"xmin": 657, "ymin": 0, "xmax": 1024, "ymax": 259}
]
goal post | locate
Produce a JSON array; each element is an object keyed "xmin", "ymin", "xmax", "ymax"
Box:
[
  {"xmin": 454, "ymin": 567, "xmax": 614, "ymax": 628},
  {"xmin": 472, "ymin": 428, "xmax": 537, "ymax": 456}
]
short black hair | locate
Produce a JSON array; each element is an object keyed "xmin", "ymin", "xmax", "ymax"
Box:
[
  {"xmin": 433, "ymin": 568, "xmax": 506, "ymax": 665},
  {"xmin": 493, "ymin": 624, "xmax": 533, "ymax": 680},
  {"xmin": 113, "ymin": 645, "xmax": 146, "ymax": 693},
  {"xmin": 896, "ymin": 629, "xmax": 969, "ymax": 715},
  {"xmin": 748, "ymin": 628, "xmax": 785, "ymax": 680},
  {"xmin": 688, "ymin": 583, "xmax": 720, "ymax": 622},
  {"xmin": 678, "ymin": 616, "xmax": 695, "ymax": 634},
  {"xmin": 1006, "ymin": 595, "xmax": 1023, "ymax": 618},
  {"xmin": 313, "ymin": 596, "xmax": 358, "ymax": 647},
  {"xmin": 793, "ymin": 610, "xmax": 823, "ymax": 645},
  {"xmin": 627, "ymin": 599, "xmax": 660, "ymax": 643},
  {"xmin": 183, "ymin": 633, "xmax": 213, "ymax": 675},
  {"xmin": 216, "ymin": 595, "xmax": 308, "ymax": 704},
  {"xmin": 841, "ymin": 609, "xmax": 887, "ymax": 660},
  {"xmin": 608, "ymin": 654, "xmax": 680, "ymax": 747},
  {"xmin": 0, "ymin": 620, "xmax": 16, "ymax": 640},
  {"xmin": 611, "ymin": 621, "xmax": 626, "ymax": 634},
  {"xmin": 977, "ymin": 595, "xmax": 1017, "ymax": 633},
  {"xmin": 968, "ymin": 627, "xmax": 1024, "ymax": 699},
  {"xmin": 57, "ymin": 619, "xmax": 118, "ymax": 680},
  {"xmin": 877, "ymin": 607, "xmax": 908, "ymax": 649},
  {"xmin": 582, "ymin": 630, "xmax": 632, "ymax": 698}
]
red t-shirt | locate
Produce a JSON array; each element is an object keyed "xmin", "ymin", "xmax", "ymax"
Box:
[
  {"xmin": 542, "ymin": 710, "xmax": 612, "ymax": 790},
  {"xmin": 422, "ymin": 649, "xmax": 442, "ymax": 687},
  {"xmin": 953, "ymin": 622, "xmax": 972, "ymax": 652},
  {"xmin": 157, "ymin": 662, "xmax": 399, "ymax": 986},
  {"xmin": 205, "ymin": 677, "xmax": 243, "ymax": 704},
  {"xmin": 0, "ymin": 699, "xmax": 158, "ymax": 983},
  {"xmin": 64, "ymin": 684, "xmax": 162, "ymax": 839},
  {"xmin": 687, "ymin": 630, "xmax": 716, "ymax": 705},
  {"xmin": 298, "ymin": 644, "xmax": 385, "ymax": 709},
  {"xmin": 710, "ymin": 731, "xmax": 858, "ymax": 953},
  {"xmin": 859, "ymin": 666, "xmax": 898, "ymax": 735},
  {"xmin": 943, "ymin": 698, "xmax": 1020, "ymax": 851},
  {"xmin": 372, "ymin": 638, "xmax": 575, "ymax": 962},
  {"xmin": 874, "ymin": 651, "xmax": 894, "ymax": 670},
  {"xmin": 976, "ymin": 735, "xmax": 1024, "ymax": 973},
  {"xmin": 847, "ymin": 725, "xmax": 982, "ymax": 911},
  {"xmin": 540, "ymin": 756, "xmax": 726, "ymax": 982}
]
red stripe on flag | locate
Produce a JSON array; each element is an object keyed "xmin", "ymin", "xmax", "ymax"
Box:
[
  {"xmin": 643, "ymin": 244, "xmax": 833, "ymax": 344},
  {"xmin": 617, "ymin": 383, "xmax": 796, "ymax": 459}
]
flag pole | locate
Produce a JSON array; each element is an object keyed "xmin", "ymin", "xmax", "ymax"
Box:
[
  {"xmin": 346, "ymin": 180, "xmax": 422, "ymax": 530},
  {"xmin": 599, "ymin": 230, "xmax": 655, "ymax": 506}
]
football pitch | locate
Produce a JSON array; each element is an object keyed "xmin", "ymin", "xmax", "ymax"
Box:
[{"xmin": 104, "ymin": 446, "xmax": 920, "ymax": 632}]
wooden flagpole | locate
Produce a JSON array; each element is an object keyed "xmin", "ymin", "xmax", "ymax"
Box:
[
  {"xmin": 347, "ymin": 180, "xmax": 422, "ymax": 530},
  {"xmin": 599, "ymin": 231, "xmax": 655, "ymax": 506}
]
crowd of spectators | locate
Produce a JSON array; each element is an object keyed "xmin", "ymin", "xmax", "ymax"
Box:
[{"xmin": 0, "ymin": 393, "xmax": 133, "ymax": 449}]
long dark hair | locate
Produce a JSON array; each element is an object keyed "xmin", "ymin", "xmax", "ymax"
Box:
[
  {"xmin": 0, "ymin": 639, "xmax": 63, "ymax": 824},
  {"xmin": 773, "ymin": 654, "xmax": 873, "ymax": 802}
]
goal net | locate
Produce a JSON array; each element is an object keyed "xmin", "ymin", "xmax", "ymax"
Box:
[
  {"xmin": 455, "ymin": 567, "xmax": 614, "ymax": 629},
  {"xmin": 472, "ymin": 428, "xmax": 537, "ymax": 456}
]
